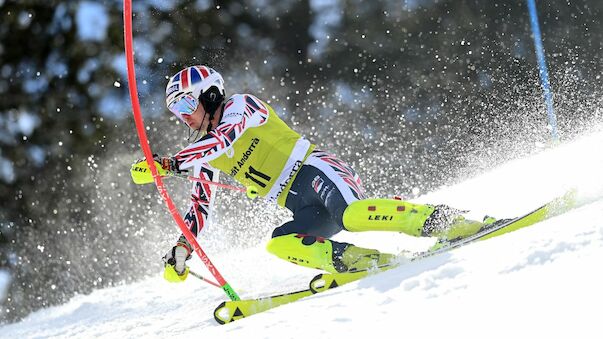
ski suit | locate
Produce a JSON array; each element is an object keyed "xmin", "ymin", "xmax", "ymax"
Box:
[{"xmin": 173, "ymin": 94, "xmax": 366, "ymax": 243}]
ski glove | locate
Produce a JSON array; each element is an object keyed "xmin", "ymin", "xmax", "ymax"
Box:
[
  {"xmin": 130, "ymin": 155, "xmax": 187, "ymax": 185},
  {"xmin": 130, "ymin": 158, "xmax": 169, "ymax": 185},
  {"xmin": 163, "ymin": 242, "xmax": 192, "ymax": 283},
  {"xmin": 153, "ymin": 154, "xmax": 185, "ymax": 174}
]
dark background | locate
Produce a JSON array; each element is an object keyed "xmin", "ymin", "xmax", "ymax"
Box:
[{"xmin": 0, "ymin": 0, "xmax": 601, "ymax": 323}]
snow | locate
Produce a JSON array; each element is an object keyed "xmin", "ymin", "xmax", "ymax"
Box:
[{"xmin": 2, "ymin": 129, "xmax": 603, "ymax": 338}]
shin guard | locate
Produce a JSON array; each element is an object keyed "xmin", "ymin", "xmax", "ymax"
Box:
[
  {"xmin": 266, "ymin": 233, "xmax": 397, "ymax": 273},
  {"xmin": 266, "ymin": 234, "xmax": 340, "ymax": 273},
  {"xmin": 343, "ymin": 199, "xmax": 435, "ymax": 236}
]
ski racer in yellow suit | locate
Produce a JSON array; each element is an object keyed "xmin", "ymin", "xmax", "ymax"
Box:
[{"xmin": 145, "ymin": 66, "xmax": 487, "ymax": 282}]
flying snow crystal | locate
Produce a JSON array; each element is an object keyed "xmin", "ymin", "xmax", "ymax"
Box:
[{"xmin": 157, "ymin": 58, "xmax": 163, "ymax": 63}]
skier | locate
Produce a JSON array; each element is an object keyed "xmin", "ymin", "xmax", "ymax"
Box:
[{"xmin": 145, "ymin": 65, "xmax": 487, "ymax": 282}]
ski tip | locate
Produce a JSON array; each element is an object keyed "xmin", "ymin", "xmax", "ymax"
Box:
[
  {"xmin": 309, "ymin": 274, "xmax": 326, "ymax": 293},
  {"xmin": 213, "ymin": 301, "xmax": 228, "ymax": 325}
]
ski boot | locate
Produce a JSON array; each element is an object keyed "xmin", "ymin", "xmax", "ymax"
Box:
[
  {"xmin": 342, "ymin": 198, "xmax": 488, "ymax": 241},
  {"xmin": 421, "ymin": 205, "xmax": 484, "ymax": 241},
  {"xmin": 266, "ymin": 233, "xmax": 397, "ymax": 273},
  {"xmin": 342, "ymin": 199, "xmax": 437, "ymax": 236}
]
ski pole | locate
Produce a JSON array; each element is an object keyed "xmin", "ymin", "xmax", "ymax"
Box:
[
  {"xmin": 189, "ymin": 270, "xmax": 222, "ymax": 288},
  {"xmin": 168, "ymin": 172, "xmax": 259, "ymax": 199}
]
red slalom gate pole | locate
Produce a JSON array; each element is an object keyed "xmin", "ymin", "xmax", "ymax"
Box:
[{"xmin": 123, "ymin": 0, "xmax": 239, "ymax": 301}]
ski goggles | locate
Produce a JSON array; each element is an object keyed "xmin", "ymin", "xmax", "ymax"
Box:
[{"xmin": 168, "ymin": 93, "xmax": 199, "ymax": 117}]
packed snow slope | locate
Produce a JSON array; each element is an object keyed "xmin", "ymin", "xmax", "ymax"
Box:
[{"xmin": 3, "ymin": 130, "xmax": 603, "ymax": 339}]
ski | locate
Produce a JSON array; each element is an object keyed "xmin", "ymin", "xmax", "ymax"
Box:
[
  {"xmin": 214, "ymin": 189, "xmax": 584, "ymax": 324},
  {"xmin": 311, "ymin": 189, "xmax": 581, "ymax": 293},
  {"xmin": 428, "ymin": 188, "xmax": 578, "ymax": 252},
  {"xmin": 214, "ymin": 288, "xmax": 314, "ymax": 324}
]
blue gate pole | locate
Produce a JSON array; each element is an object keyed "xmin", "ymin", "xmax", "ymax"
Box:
[{"xmin": 526, "ymin": 0, "xmax": 559, "ymax": 141}]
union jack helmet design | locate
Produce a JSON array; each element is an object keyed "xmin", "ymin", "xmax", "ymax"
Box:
[{"xmin": 165, "ymin": 65, "xmax": 225, "ymax": 120}]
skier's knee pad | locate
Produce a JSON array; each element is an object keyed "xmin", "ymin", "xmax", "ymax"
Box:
[
  {"xmin": 266, "ymin": 233, "xmax": 339, "ymax": 273},
  {"xmin": 342, "ymin": 199, "xmax": 435, "ymax": 236}
]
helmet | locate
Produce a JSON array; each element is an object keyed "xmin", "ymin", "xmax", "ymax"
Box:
[{"xmin": 165, "ymin": 65, "xmax": 225, "ymax": 123}]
